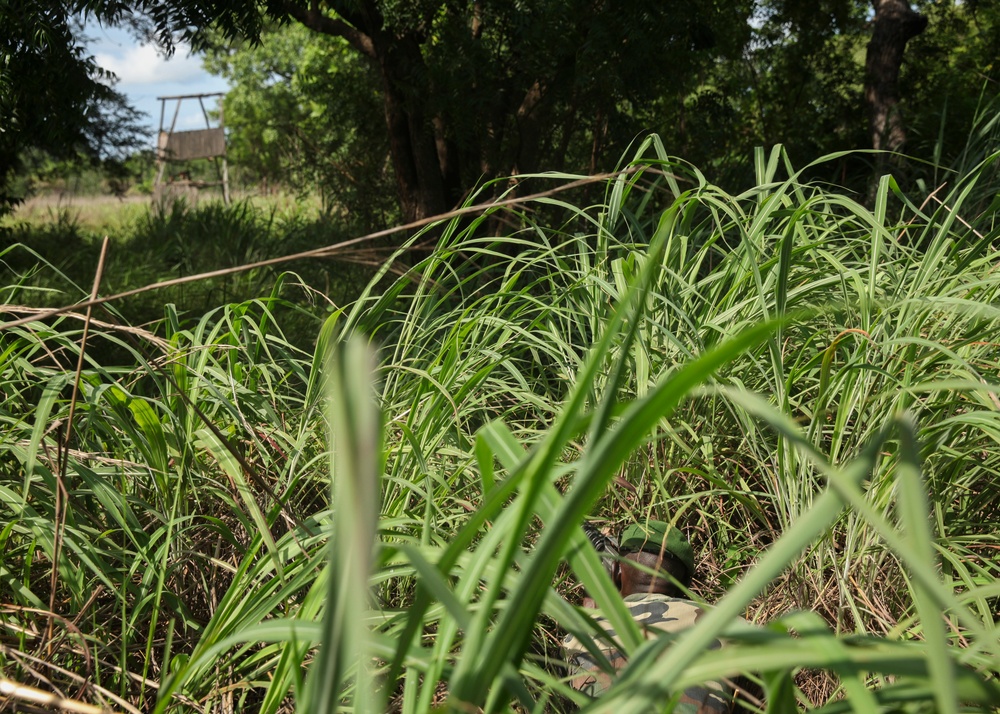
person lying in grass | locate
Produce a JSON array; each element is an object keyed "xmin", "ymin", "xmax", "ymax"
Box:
[{"xmin": 563, "ymin": 520, "xmax": 760, "ymax": 713}]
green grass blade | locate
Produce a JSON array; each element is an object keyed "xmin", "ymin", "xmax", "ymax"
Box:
[
  {"xmin": 895, "ymin": 414, "xmax": 958, "ymax": 714},
  {"xmin": 304, "ymin": 336, "xmax": 383, "ymax": 714}
]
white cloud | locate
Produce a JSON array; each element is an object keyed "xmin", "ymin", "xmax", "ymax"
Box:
[
  {"xmin": 94, "ymin": 42, "xmax": 204, "ymax": 87},
  {"xmin": 85, "ymin": 23, "xmax": 228, "ymax": 139}
]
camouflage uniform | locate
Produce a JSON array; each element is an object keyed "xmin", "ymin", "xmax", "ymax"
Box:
[{"xmin": 562, "ymin": 593, "xmax": 739, "ymax": 713}]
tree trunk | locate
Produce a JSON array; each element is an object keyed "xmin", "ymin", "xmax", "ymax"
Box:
[
  {"xmin": 864, "ymin": 0, "xmax": 927, "ymax": 155},
  {"xmin": 375, "ymin": 33, "xmax": 449, "ymax": 222},
  {"xmin": 287, "ymin": 1, "xmax": 450, "ymax": 223},
  {"xmin": 286, "ymin": 1, "xmax": 562, "ymax": 224}
]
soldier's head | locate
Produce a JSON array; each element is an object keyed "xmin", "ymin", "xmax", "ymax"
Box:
[{"xmin": 616, "ymin": 521, "xmax": 694, "ymax": 597}]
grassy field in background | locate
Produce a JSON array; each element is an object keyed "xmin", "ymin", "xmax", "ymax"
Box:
[
  {"xmin": 4, "ymin": 190, "xmax": 324, "ymax": 230},
  {"xmin": 0, "ymin": 190, "xmax": 381, "ymax": 359},
  {"xmin": 5, "ymin": 193, "xmax": 154, "ymax": 231},
  {"xmin": 1, "ymin": 139, "xmax": 999, "ymax": 713}
]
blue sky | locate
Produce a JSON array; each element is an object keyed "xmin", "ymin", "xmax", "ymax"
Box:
[{"xmin": 85, "ymin": 23, "xmax": 229, "ymax": 146}]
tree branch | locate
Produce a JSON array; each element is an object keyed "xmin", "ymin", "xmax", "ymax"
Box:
[
  {"xmin": 283, "ymin": 0, "xmax": 376, "ymax": 57},
  {"xmin": 471, "ymin": 1, "xmax": 484, "ymax": 40}
]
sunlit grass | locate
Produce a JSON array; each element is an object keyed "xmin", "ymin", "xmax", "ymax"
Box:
[
  {"xmin": 1, "ymin": 190, "xmax": 324, "ymax": 232},
  {"xmin": 1, "ymin": 138, "xmax": 998, "ymax": 712}
]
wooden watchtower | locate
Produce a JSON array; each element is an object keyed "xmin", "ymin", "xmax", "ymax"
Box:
[{"xmin": 153, "ymin": 93, "xmax": 230, "ymax": 204}]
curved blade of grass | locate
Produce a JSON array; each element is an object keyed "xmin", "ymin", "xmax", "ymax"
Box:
[
  {"xmin": 583, "ymin": 425, "xmax": 888, "ymax": 714},
  {"xmin": 716, "ymin": 387, "xmax": 996, "ymax": 642},
  {"xmin": 476, "ymin": 419, "xmax": 642, "ymax": 657},
  {"xmin": 895, "ymin": 415, "xmax": 958, "ymax": 714},
  {"xmin": 450, "ymin": 317, "xmax": 782, "ymax": 710}
]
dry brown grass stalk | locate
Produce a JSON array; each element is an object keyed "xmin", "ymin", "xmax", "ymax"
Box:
[{"xmin": 0, "ymin": 169, "xmax": 642, "ymax": 332}]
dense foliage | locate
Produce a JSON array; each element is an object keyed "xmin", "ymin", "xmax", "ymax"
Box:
[
  {"xmin": 203, "ymin": 25, "xmax": 395, "ymax": 226},
  {"xmin": 1, "ymin": 139, "xmax": 999, "ymax": 711},
  {"xmin": 5, "ymin": 1, "xmax": 1000, "ymax": 222},
  {"xmin": 0, "ymin": 0, "xmax": 145, "ymax": 208},
  {"xmin": 0, "ymin": 197, "xmax": 382, "ymax": 349},
  {"xmin": 199, "ymin": 0, "xmax": 1000, "ymax": 220},
  {"xmin": 0, "ymin": 0, "xmax": 275, "ymax": 212}
]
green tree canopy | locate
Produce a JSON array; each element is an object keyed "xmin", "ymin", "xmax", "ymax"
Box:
[
  {"xmin": 4, "ymin": 0, "xmax": 998, "ymax": 218},
  {"xmin": 204, "ymin": 24, "xmax": 396, "ymax": 226},
  {"xmin": 270, "ymin": 0, "xmax": 757, "ymax": 221},
  {"xmin": 207, "ymin": 0, "xmax": 998, "ymax": 217},
  {"xmin": 0, "ymin": 0, "xmax": 267, "ymax": 210}
]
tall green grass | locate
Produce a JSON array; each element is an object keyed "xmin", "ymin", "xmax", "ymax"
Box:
[
  {"xmin": 1, "ymin": 138, "xmax": 999, "ymax": 712},
  {"xmin": 0, "ymin": 197, "xmax": 379, "ymax": 347}
]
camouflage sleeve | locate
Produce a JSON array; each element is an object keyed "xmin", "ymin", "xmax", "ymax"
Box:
[
  {"xmin": 562, "ymin": 595, "xmax": 746, "ymax": 713},
  {"xmin": 562, "ymin": 614, "xmax": 626, "ymax": 697},
  {"xmin": 561, "ymin": 638, "xmax": 630, "ymax": 698}
]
